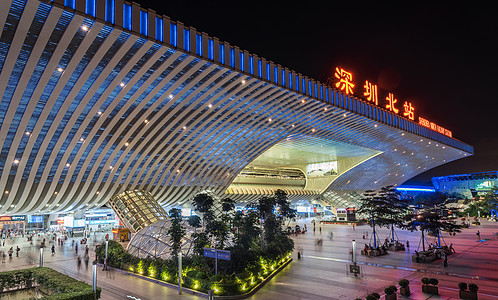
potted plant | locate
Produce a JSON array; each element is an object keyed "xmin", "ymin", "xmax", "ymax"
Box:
[
  {"xmin": 366, "ymin": 293, "xmax": 381, "ymax": 300},
  {"xmin": 421, "ymin": 277, "xmax": 438, "ymax": 295},
  {"xmin": 398, "ymin": 278, "xmax": 410, "ymax": 296},
  {"xmin": 384, "ymin": 285, "xmax": 397, "ymax": 300},
  {"xmin": 459, "ymin": 282, "xmax": 478, "ymax": 300}
]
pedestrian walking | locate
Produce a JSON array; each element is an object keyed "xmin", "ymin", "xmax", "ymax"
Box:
[
  {"xmin": 84, "ymin": 254, "xmax": 89, "ymax": 270},
  {"xmin": 443, "ymin": 252, "xmax": 448, "ymax": 267},
  {"xmin": 77, "ymin": 256, "xmax": 81, "ymax": 271},
  {"xmin": 319, "ymin": 227, "xmax": 322, "ymax": 234},
  {"xmin": 51, "ymin": 245, "xmax": 55, "ymax": 255},
  {"xmin": 8, "ymin": 247, "xmax": 13, "ymax": 259},
  {"xmin": 16, "ymin": 246, "xmax": 20, "ymax": 257},
  {"xmin": 406, "ymin": 240, "xmax": 410, "ymax": 248},
  {"xmin": 476, "ymin": 230, "xmax": 481, "ymax": 241}
]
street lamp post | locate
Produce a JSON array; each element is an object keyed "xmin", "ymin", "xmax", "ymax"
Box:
[
  {"xmin": 352, "ymin": 239, "xmax": 356, "ymax": 264},
  {"xmin": 103, "ymin": 240, "xmax": 108, "ymax": 271},
  {"xmin": 39, "ymin": 247, "xmax": 44, "ymax": 267},
  {"xmin": 92, "ymin": 260, "xmax": 97, "ymax": 299},
  {"xmin": 178, "ymin": 251, "xmax": 182, "ymax": 294}
]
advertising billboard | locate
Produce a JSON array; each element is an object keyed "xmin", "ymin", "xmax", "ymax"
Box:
[{"xmin": 307, "ymin": 161, "xmax": 338, "ymax": 177}]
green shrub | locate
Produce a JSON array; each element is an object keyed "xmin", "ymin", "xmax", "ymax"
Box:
[
  {"xmin": 218, "ymin": 282, "xmax": 239, "ymax": 295},
  {"xmin": 468, "ymin": 283, "xmax": 479, "ymax": 292},
  {"xmin": 235, "ymin": 271, "xmax": 251, "ymax": 281},
  {"xmin": 428, "ymin": 278, "xmax": 439, "ymax": 286},
  {"xmin": 458, "ymin": 282, "xmax": 467, "ymax": 291},
  {"xmin": 195, "ymin": 272, "xmax": 208, "ymax": 280},
  {"xmin": 210, "ymin": 274, "xmax": 223, "ymax": 283},
  {"xmin": 1, "ymin": 267, "xmax": 101, "ymax": 299},
  {"xmin": 186, "ymin": 270, "xmax": 198, "ymax": 278},
  {"xmin": 421, "ymin": 277, "xmax": 429, "ymax": 285}
]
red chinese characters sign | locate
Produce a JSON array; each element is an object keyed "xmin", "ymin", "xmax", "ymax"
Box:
[
  {"xmin": 334, "ymin": 67, "xmax": 451, "ymax": 137},
  {"xmin": 334, "ymin": 67, "xmax": 355, "ymax": 95}
]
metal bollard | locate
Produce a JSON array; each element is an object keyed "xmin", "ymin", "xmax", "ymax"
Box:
[{"xmin": 208, "ymin": 289, "xmax": 215, "ymax": 300}]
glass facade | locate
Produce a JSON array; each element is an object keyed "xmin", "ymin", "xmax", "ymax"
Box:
[
  {"xmin": 108, "ymin": 190, "xmax": 167, "ymax": 233},
  {"xmin": 127, "ymin": 219, "xmax": 193, "ymax": 260}
]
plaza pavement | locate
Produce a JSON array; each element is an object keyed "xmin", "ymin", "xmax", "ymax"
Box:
[
  {"xmin": 249, "ymin": 218, "xmax": 498, "ymax": 299},
  {"xmin": 1, "ymin": 220, "xmax": 498, "ymax": 299}
]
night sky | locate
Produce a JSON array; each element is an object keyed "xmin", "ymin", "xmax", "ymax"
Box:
[{"xmin": 136, "ymin": 1, "xmax": 498, "ymax": 186}]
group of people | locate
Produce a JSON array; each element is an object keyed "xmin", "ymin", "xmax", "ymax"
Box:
[
  {"xmin": 362, "ymin": 244, "xmax": 388, "ymax": 256},
  {"xmin": 0, "ymin": 246, "xmax": 20, "ymax": 262},
  {"xmin": 288, "ymin": 224, "xmax": 308, "ymax": 235}
]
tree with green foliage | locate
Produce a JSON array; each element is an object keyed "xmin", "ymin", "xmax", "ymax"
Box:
[
  {"xmin": 357, "ymin": 188, "xmax": 390, "ymax": 247},
  {"xmin": 275, "ymin": 189, "xmax": 297, "ymax": 222},
  {"xmin": 465, "ymin": 186, "xmax": 498, "ymax": 217},
  {"xmin": 168, "ymin": 208, "xmax": 185, "ymax": 259},
  {"xmin": 187, "ymin": 215, "xmax": 208, "ymax": 256},
  {"xmin": 357, "ymin": 186, "xmax": 409, "ymax": 247},
  {"xmin": 254, "ymin": 190, "xmax": 294, "ymax": 254},
  {"xmin": 221, "ymin": 197, "xmax": 235, "ymax": 212},
  {"xmin": 257, "ymin": 195, "xmax": 278, "ymax": 246},
  {"xmin": 191, "ymin": 231, "xmax": 209, "ymax": 256},
  {"xmin": 404, "ymin": 208, "xmax": 461, "ymax": 251},
  {"xmin": 188, "ymin": 215, "xmax": 201, "ymax": 229},
  {"xmin": 192, "ymin": 193, "xmax": 215, "ymax": 228},
  {"xmin": 227, "ymin": 210, "xmax": 262, "ymax": 274},
  {"xmin": 377, "ymin": 186, "xmax": 409, "ymax": 241},
  {"xmin": 234, "ymin": 210, "xmax": 261, "ymax": 250}
]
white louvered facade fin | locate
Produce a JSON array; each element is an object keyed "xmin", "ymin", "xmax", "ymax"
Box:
[{"xmin": 0, "ymin": 0, "xmax": 473, "ymax": 214}]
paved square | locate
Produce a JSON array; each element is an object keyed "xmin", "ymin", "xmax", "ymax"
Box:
[{"xmin": 1, "ymin": 220, "xmax": 497, "ymax": 299}]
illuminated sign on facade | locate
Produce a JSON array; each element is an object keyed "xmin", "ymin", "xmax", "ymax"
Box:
[
  {"xmin": 385, "ymin": 93, "xmax": 399, "ymax": 114},
  {"xmin": 336, "ymin": 67, "xmax": 452, "ymax": 137},
  {"xmin": 334, "ymin": 67, "xmax": 355, "ymax": 95},
  {"xmin": 0, "ymin": 216, "xmax": 25, "ymax": 222},
  {"xmin": 363, "ymin": 80, "xmax": 378, "ymax": 105},
  {"xmin": 418, "ymin": 117, "xmax": 452, "ymax": 137},
  {"xmin": 403, "ymin": 101, "xmax": 415, "ymax": 120}
]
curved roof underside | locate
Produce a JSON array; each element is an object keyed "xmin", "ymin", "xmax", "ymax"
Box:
[{"xmin": 0, "ymin": 0, "xmax": 472, "ymax": 214}]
